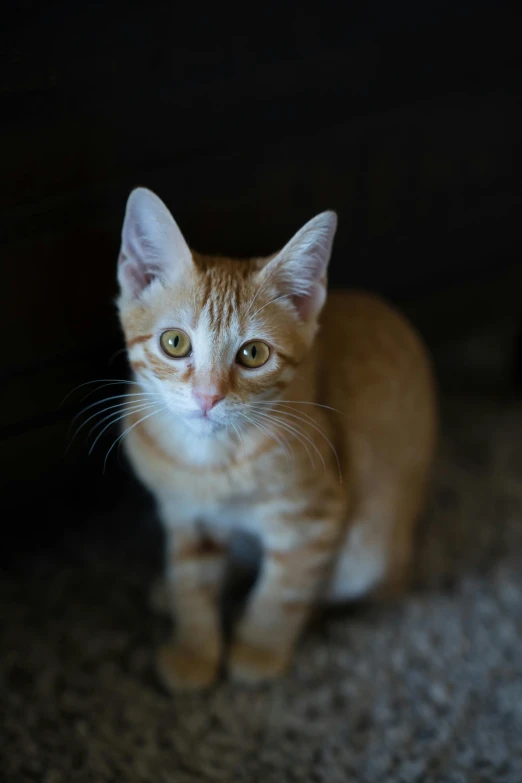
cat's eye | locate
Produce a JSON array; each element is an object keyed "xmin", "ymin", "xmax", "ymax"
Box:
[
  {"xmin": 160, "ymin": 329, "xmax": 192, "ymax": 358},
  {"xmin": 237, "ymin": 341, "xmax": 270, "ymax": 368}
]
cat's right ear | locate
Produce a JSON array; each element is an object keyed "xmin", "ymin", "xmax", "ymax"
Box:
[{"xmin": 117, "ymin": 188, "xmax": 192, "ymax": 299}]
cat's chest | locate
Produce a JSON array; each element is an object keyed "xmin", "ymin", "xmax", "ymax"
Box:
[
  {"xmin": 159, "ymin": 470, "xmax": 268, "ymax": 536},
  {"xmin": 125, "ymin": 423, "xmax": 310, "ymax": 534}
]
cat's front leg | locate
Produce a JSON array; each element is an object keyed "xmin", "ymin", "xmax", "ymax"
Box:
[
  {"xmin": 228, "ymin": 516, "xmax": 338, "ymax": 684},
  {"xmin": 156, "ymin": 523, "xmax": 226, "ymax": 692}
]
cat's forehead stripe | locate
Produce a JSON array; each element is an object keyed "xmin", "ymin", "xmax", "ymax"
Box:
[{"xmin": 199, "ymin": 266, "xmax": 244, "ymax": 334}]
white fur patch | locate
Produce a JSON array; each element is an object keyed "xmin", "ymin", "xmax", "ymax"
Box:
[{"xmin": 327, "ymin": 520, "xmax": 389, "ymax": 602}]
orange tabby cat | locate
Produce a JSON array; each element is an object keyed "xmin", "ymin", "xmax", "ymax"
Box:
[{"xmin": 116, "ymin": 187, "xmax": 437, "ymax": 691}]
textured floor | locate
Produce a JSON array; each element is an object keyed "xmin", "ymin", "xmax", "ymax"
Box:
[{"xmin": 2, "ymin": 394, "xmax": 522, "ymax": 782}]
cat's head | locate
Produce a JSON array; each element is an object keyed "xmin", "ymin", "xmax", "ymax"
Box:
[{"xmin": 116, "ymin": 188, "xmax": 337, "ymax": 435}]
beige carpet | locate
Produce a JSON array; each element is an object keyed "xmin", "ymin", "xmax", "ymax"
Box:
[{"xmin": 1, "ymin": 394, "xmax": 522, "ymax": 782}]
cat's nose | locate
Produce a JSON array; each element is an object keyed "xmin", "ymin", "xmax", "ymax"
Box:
[{"xmin": 192, "ymin": 389, "xmax": 225, "ymax": 414}]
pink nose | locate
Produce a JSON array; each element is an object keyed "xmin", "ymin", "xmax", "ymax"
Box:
[{"xmin": 192, "ymin": 390, "xmax": 225, "ymax": 414}]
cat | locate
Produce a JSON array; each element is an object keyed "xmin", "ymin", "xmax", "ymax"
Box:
[{"xmin": 116, "ymin": 187, "xmax": 437, "ymax": 691}]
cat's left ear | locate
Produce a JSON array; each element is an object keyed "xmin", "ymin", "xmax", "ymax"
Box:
[{"xmin": 262, "ymin": 211, "xmax": 337, "ymax": 321}]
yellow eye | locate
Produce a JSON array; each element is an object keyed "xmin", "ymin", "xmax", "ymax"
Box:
[
  {"xmin": 160, "ymin": 329, "xmax": 192, "ymax": 358},
  {"xmin": 237, "ymin": 341, "xmax": 270, "ymax": 368}
]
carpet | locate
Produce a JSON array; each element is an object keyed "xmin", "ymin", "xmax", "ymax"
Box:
[{"xmin": 1, "ymin": 394, "xmax": 522, "ymax": 782}]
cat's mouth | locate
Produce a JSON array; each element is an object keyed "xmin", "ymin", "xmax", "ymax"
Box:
[
  {"xmin": 188, "ymin": 409, "xmax": 218, "ymax": 422},
  {"xmin": 185, "ymin": 410, "xmax": 226, "ymax": 433}
]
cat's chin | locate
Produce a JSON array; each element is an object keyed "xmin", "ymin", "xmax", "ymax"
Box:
[{"xmin": 183, "ymin": 416, "xmax": 226, "ymax": 437}]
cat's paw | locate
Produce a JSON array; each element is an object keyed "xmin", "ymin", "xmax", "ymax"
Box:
[
  {"xmin": 228, "ymin": 641, "xmax": 290, "ymax": 685},
  {"xmin": 156, "ymin": 643, "xmax": 219, "ymax": 692}
]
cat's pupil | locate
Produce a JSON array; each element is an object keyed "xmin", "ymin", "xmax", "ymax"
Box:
[
  {"xmin": 174, "ymin": 335, "xmax": 179, "ymax": 348},
  {"xmin": 252, "ymin": 344, "xmax": 257, "ymax": 359}
]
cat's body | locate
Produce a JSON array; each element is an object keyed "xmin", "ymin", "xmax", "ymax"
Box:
[{"xmin": 117, "ymin": 188, "xmax": 437, "ymax": 690}]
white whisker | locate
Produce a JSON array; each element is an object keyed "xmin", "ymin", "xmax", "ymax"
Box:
[
  {"xmin": 238, "ymin": 411, "xmax": 293, "ymax": 464},
  {"xmin": 250, "ymin": 398, "xmax": 347, "ymax": 418},
  {"xmin": 244, "ymin": 260, "xmax": 281, "ymax": 316},
  {"xmin": 248, "ymin": 407, "xmax": 320, "ymax": 471},
  {"xmin": 250, "ymin": 402, "xmax": 342, "ymax": 482},
  {"xmin": 103, "ymin": 406, "xmax": 166, "ymax": 473},
  {"xmin": 61, "ymin": 378, "xmax": 145, "ymax": 406},
  {"xmin": 249, "ymin": 407, "xmax": 314, "ymax": 462},
  {"xmin": 71, "ymin": 391, "xmax": 160, "ymax": 426},
  {"xmin": 107, "ymin": 348, "xmax": 127, "ymax": 366},
  {"xmin": 250, "ymin": 293, "xmax": 293, "ymax": 320},
  {"xmin": 230, "ymin": 420, "xmax": 246, "ymax": 459},
  {"xmin": 85, "ymin": 400, "xmax": 160, "ymax": 444},
  {"xmin": 80, "ymin": 377, "xmax": 154, "ymax": 404},
  {"xmin": 88, "ymin": 401, "xmax": 160, "ymax": 456},
  {"xmin": 67, "ymin": 397, "xmax": 159, "ymax": 451},
  {"xmin": 78, "ymin": 380, "xmax": 148, "ymax": 404}
]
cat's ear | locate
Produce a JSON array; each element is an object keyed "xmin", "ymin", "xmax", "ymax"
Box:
[
  {"xmin": 262, "ymin": 211, "xmax": 337, "ymax": 321},
  {"xmin": 117, "ymin": 187, "xmax": 192, "ymax": 299}
]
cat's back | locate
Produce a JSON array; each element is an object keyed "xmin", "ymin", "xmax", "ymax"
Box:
[
  {"xmin": 320, "ymin": 289, "xmax": 432, "ymax": 373},
  {"xmin": 318, "ymin": 290, "xmax": 437, "ymax": 482}
]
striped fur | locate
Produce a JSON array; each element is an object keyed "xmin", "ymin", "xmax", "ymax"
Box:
[{"xmin": 116, "ymin": 188, "xmax": 437, "ymax": 690}]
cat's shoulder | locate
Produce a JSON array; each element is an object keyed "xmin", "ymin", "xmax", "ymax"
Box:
[
  {"xmin": 322, "ymin": 289, "xmax": 406, "ymax": 326},
  {"xmin": 321, "ymin": 289, "xmax": 429, "ymax": 361}
]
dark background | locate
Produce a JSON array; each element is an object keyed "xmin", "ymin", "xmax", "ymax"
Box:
[{"xmin": 1, "ymin": 1, "xmax": 521, "ymax": 555}]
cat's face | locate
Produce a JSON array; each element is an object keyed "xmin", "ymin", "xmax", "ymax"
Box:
[{"xmin": 117, "ymin": 188, "xmax": 337, "ymax": 436}]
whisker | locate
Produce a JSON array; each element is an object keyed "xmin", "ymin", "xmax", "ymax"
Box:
[
  {"xmin": 244, "ymin": 260, "xmax": 281, "ymax": 316},
  {"xmin": 107, "ymin": 347, "xmax": 127, "ymax": 366},
  {"xmin": 60, "ymin": 378, "xmax": 143, "ymax": 407},
  {"xmin": 252, "ymin": 413, "xmax": 296, "ymax": 465},
  {"xmin": 78, "ymin": 380, "xmax": 149, "ymax": 405},
  {"xmin": 249, "ymin": 407, "xmax": 315, "ymax": 463},
  {"xmin": 85, "ymin": 400, "xmax": 160, "ymax": 444},
  {"xmin": 250, "ymin": 401, "xmax": 343, "ymax": 482},
  {"xmin": 245, "ymin": 410, "xmax": 302, "ymax": 463},
  {"xmin": 237, "ymin": 410, "xmax": 278, "ymax": 451},
  {"xmin": 230, "ymin": 420, "xmax": 246, "ymax": 459},
  {"xmin": 88, "ymin": 401, "xmax": 160, "ymax": 456},
  {"xmin": 103, "ymin": 406, "xmax": 166, "ymax": 473},
  {"xmin": 250, "ymin": 399, "xmax": 347, "ymax": 418},
  {"xmin": 71, "ymin": 391, "xmax": 160, "ymax": 428},
  {"xmin": 66, "ymin": 397, "xmax": 158, "ymax": 452},
  {"xmin": 250, "ymin": 293, "xmax": 293, "ymax": 320},
  {"xmin": 238, "ymin": 411, "xmax": 293, "ymax": 464},
  {"xmin": 248, "ymin": 408, "xmax": 318, "ymax": 471},
  {"xmin": 250, "ymin": 409, "xmax": 310, "ymax": 467}
]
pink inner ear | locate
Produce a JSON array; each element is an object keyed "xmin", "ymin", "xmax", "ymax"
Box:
[
  {"xmin": 292, "ymin": 283, "xmax": 326, "ymax": 320},
  {"xmin": 118, "ymin": 254, "xmax": 158, "ymax": 298},
  {"xmin": 269, "ymin": 210, "xmax": 336, "ymax": 321}
]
